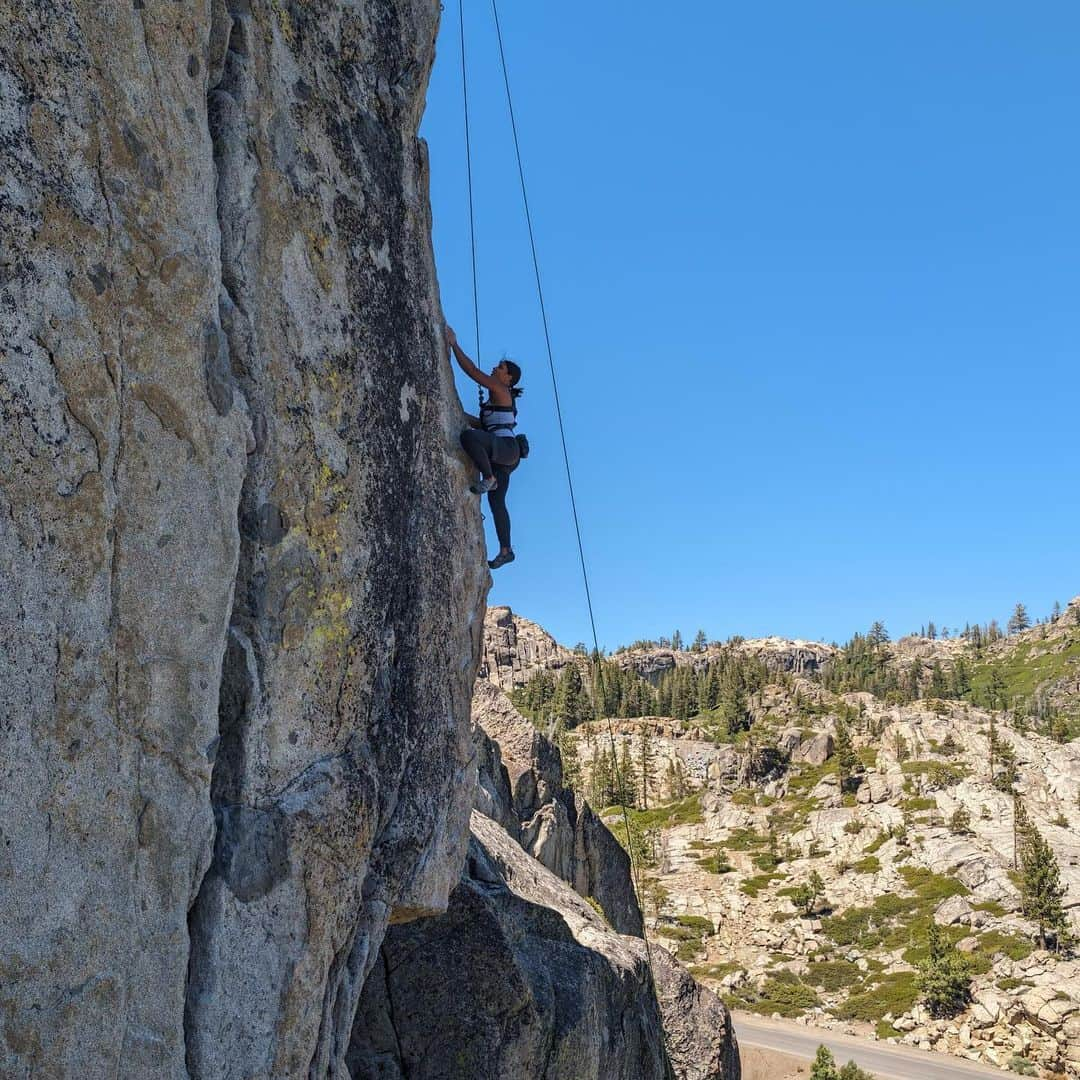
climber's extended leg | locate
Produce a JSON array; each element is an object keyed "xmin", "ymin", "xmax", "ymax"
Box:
[{"xmin": 487, "ymin": 466, "xmax": 514, "ymax": 569}]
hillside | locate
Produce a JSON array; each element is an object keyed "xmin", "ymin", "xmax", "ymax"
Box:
[{"xmin": 483, "ymin": 602, "xmax": 1080, "ymax": 1079}]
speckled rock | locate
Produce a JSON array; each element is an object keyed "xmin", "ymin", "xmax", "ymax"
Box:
[{"xmin": 1, "ymin": 3, "xmax": 486, "ymax": 1078}]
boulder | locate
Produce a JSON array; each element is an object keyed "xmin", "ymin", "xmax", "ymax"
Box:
[
  {"xmin": 935, "ymin": 895, "xmax": 974, "ymax": 926},
  {"xmin": 793, "ymin": 733, "xmax": 834, "ymax": 766}
]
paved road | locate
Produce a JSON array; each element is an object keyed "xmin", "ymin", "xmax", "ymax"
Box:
[{"xmin": 733, "ymin": 1013, "xmax": 1007, "ymax": 1080}]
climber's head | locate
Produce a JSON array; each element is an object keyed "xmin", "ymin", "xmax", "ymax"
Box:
[{"xmin": 492, "ymin": 357, "xmax": 522, "ymax": 394}]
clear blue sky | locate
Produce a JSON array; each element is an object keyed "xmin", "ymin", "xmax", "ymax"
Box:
[{"xmin": 422, "ymin": 1, "xmax": 1079, "ymax": 650}]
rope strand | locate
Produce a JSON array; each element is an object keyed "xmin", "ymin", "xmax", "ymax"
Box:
[
  {"xmin": 458, "ymin": 0, "xmax": 483, "ymax": 411},
  {"xmin": 487, "ymin": 0, "xmax": 653, "ymax": 967}
]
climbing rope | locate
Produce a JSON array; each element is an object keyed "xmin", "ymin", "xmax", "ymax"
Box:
[
  {"xmin": 476, "ymin": 0, "xmax": 655, "ymax": 965},
  {"xmin": 457, "ymin": 0, "xmax": 484, "ymax": 412}
]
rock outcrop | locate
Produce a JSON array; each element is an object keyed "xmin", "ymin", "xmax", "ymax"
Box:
[
  {"xmin": 481, "ymin": 604, "xmax": 575, "ymax": 691},
  {"xmin": 651, "ymin": 948, "xmax": 741, "ymax": 1080},
  {"xmin": 1, "ymin": 4, "xmax": 487, "ymax": 1077},
  {"xmin": 348, "ymin": 812, "xmax": 672, "ymax": 1080},
  {"xmin": 472, "ymin": 680, "xmax": 644, "ymax": 935}
]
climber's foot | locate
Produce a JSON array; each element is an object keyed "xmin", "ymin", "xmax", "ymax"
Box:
[{"xmin": 488, "ymin": 550, "xmax": 515, "ymax": 570}]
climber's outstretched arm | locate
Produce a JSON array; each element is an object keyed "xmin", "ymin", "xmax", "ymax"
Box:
[{"xmin": 446, "ymin": 325, "xmax": 503, "ymax": 395}]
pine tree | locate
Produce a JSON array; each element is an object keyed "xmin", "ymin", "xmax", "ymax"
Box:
[
  {"xmin": 927, "ymin": 620, "xmax": 937, "ymax": 640},
  {"xmin": 656, "ymin": 678, "xmax": 672, "ymax": 717},
  {"xmin": 692, "ymin": 629, "xmax": 708, "ymax": 652},
  {"xmin": 558, "ymin": 724, "xmax": 581, "ymax": 792},
  {"xmin": 589, "ymin": 745, "xmax": 616, "ymax": 808},
  {"xmin": 1052, "ymin": 600, "xmax": 1062, "ymax": 622},
  {"xmin": 950, "ymin": 658, "xmax": 971, "ymax": 699},
  {"xmin": 792, "ymin": 870, "xmax": 825, "ymax": 916},
  {"xmin": 868, "ymin": 620, "xmax": 890, "ymax": 647},
  {"xmin": 1019, "ymin": 822, "xmax": 1069, "ymax": 950},
  {"xmin": 928, "ymin": 661, "xmax": 949, "ymax": 699},
  {"xmin": 664, "ymin": 757, "xmax": 689, "ymax": 800},
  {"xmin": 949, "ymin": 805, "xmax": 972, "ymax": 835},
  {"xmin": 554, "ymin": 664, "xmax": 590, "ymax": 729},
  {"xmin": 838, "ymin": 1063, "xmax": 875, "ymax": 1080},
  {"xmin": 987, "ymin": 668, "xmax": 1008, "ymax": 711},
  {"xmin": 1008, "ymin": 603, "xmax": 1031, "ymax": 635},
  {"xmin": 719, "ymin": 682, "xmax": 750, "ymax": 737},
  {"xmin": 892, "ymin": 729, "xmax": 908, "ymax": 763},
  {"xmin": 616, "ymin": 741, "xmax": 638, "ymax": 808},
  {"xmin": 637, "ymin": 730, "xmax": 657, "ymax": 809},
  {"xmin": 905, "ymin": 657, "xmax": 924, "ymax": 701},
  {"xmin": 916, "ymin": 923, "xmax": 971, "ymax": 1017},
  {"xmin": 671, "ymin": 629, "xmax": 683, "ymax": 651},
  {"xmin": 810, "ymin": 1044, "xmax": 837, "ymax": 1080},
  {"xmin": 834, "ymin": 720, "xmax": 859, "ymax": 792}
]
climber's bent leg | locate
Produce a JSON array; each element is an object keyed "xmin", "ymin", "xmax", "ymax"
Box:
[{"xmin": 460, "ymin": 428, "xmax": 494, "ymax": 478}]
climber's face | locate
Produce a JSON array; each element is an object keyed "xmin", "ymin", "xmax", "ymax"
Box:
[{"xmin": 492, "ymin": 362, "xmax": 512, "ymax": 386}]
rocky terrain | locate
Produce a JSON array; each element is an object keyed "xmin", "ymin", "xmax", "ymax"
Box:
[{"xmin": 486, "ymin": 603, "xmax": 1080, "ymax": 1079}]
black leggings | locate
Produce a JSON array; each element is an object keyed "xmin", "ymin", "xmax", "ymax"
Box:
[{"xmin": 461, "ymin": 429, "xmax": 515, "ymax": 549}]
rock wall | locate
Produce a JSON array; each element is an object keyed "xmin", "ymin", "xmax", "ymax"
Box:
[{"xmin": 1, "ymin": 3, "xmax": 487, "ymax": 1077}]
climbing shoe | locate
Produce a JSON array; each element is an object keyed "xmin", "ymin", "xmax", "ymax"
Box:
[
  {"xmin": 470, "ymin": 476, "xmax": 498, "ymax": 494},
  {"xmin": 488, "ymin": 551, "xmax": 515, "ymax": 570}
]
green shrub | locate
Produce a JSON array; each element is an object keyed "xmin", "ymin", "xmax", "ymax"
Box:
[
  {"xmin": 898, "ymin": 866, "xmax": 968, "ymax": 903},
  {"xmin": 853, "ymin": 855, "xmax": 881, "ymax": 874},
  {"xmin": 676, "ymin": 939, "xmax": 704, "ymax": 961},
  {"xmin": 725, "ymin": 827, "xmax": 771, "ymax": 851},
  {"xmin": 695, "ymin": 842, "xmax": 735, "ymax": 874},
  {"xmin": 688, "ymin": 961, "xmax": 741, "ymax": 981},
  {"xmin": 675, "ymin": 914, "xmax": 714, "ymax": 934},
  {"xmin": 975, "ymin": 930, "xmax": 1034, "ymax": 963},
  {"xmin": 901, "ymin": 796, "xmax": 937, "ymax": 813},
  {"xmin": 626, "ymin": 793, "xmax": 704, "ymax": 829},
  {"xmin": 875, "ymin": 1019, "xmax": 902, "ymax": 1039},
  {"xmin": 741, "ymin": 872, "xmax": 784, "ymax": 898},
  {"xmin": 758, "ymin": 975, "xmax": 820, "ymax": 1016},
  {"xmin": 804, "ymin": 960, "xmax": 864, "ymax": 993},
  {"xmin": 864, "ymin": 832, "xmax": 888, "ymax": 855},
  {"xmin": 836, "ymin": 972, "xmax": 919, "ymax": 1021}
]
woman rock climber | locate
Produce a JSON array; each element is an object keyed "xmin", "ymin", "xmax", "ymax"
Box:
[{"xmin": 446, "ymin": 324, "xmax": 521, "ymax": 570}]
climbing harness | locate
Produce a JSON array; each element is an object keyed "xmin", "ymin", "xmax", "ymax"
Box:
[
  {"xmin": 479, "ymin": 398, "xmax": 517, "ymax": 435},
  {"xmin": 457, "ymin": 0, "xmax": 653, "ymax": 966}
]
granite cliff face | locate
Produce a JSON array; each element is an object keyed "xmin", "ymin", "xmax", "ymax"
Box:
[{"xmin": 1, "ymin": 3, "xmax": 486, "ymax": 1077}]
